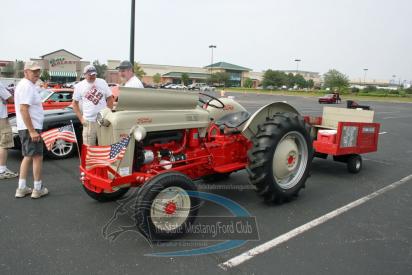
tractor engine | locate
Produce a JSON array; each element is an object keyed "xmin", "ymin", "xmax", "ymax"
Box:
[{"xmin": 132, "ymin": 126, "xmax": 251, "ymax": 179}]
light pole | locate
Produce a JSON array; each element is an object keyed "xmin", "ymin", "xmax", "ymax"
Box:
[
  {"xmin": 294, "ymin": 59, "xmax": 301, "ymax": 74},
  {"xmin": 209, "ymin": 45, "xmax": 217, "ymax": 76},
  {"xmin": 392, "ymin": 75, "xmax": 396, "ymax": 87},
  {"xmin": 363, "ymin": 68, "xmax": 368, "ymax": 85},
  {"xmin": 130, "ymin": 0, "xmax": 136, "ymax": 64}
]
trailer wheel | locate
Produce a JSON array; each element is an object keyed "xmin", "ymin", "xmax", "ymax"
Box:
[
  {"xmin": 82, "ymin": 185, "xmax": 130, "ymax": 202},
  {"xmin": 347, "ymin": 154, "xmax": 362, "ymax": 173},
  {"xmin": 135, "ymin": 172, "xmax": 199, "ymax": 240},
  {"xmin": 247, "ymin": 112, "xmax": 313, "ymax": 203}
]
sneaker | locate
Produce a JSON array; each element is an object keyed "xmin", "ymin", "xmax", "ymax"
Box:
[
  {"xmin": 15, "ymin": 187, "xmax": 32, "ymax": 198},
  {"xmin": 31, "ymin": 187, "xmax": 49, "ymax": 199},
  {"xmin": 0, "ymin": 169, "xmax": 19, "ymax": 180}
]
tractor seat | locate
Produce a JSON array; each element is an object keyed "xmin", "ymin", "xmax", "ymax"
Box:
[{"xmin": 215, "ymin": 111, "xmax": 251, "ymax": 128}]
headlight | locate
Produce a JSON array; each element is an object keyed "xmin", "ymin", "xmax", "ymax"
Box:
[
  {"xmin": 97, "ymin": 111, "xmax": 111, "ymax": 127},
  {"xmin": 132, "ymin": 125, "xmax": 147, "ymax": 141}
]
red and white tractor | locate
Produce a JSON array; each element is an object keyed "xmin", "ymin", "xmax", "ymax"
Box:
[{"xmin": 80, "ymin": 88, "xmax": 313, "ymax": 239}]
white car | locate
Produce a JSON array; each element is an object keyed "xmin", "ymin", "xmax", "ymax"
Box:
[
  {"xmin": 200, "ymin": 85, "xmax": 216, "ymax": 92},
  {"xmin": 164, "ymin": 83, "xmax": 176, "ymax": 89},
  {"xmin": 171, "ymin": 84, "xmax": 187, "ymax": 90}
]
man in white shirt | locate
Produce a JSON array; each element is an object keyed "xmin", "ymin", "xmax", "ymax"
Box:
[
  {"xmin": 0, "ymin": 82, "xmax": 18, "ymax": 179},
  {"xmin": 116, "ymin": 60, "xmax": 144, "ymax": 88},
  {"xmin": 14, "ymin": 61, "xmax": 47, "ymax": 199},
  {"xmin": 72, "ymin": 65, "xmax": 113, "ymax": 146}
]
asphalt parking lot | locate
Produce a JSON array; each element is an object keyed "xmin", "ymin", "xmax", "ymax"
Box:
[{"xmin": 0, "ymin": 92, "xmax": 411, "ymax": 274}]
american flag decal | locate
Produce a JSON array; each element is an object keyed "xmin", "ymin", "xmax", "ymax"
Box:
[
  {"xmin": 85, "ymin": 136, "xmax": 131, "ymax": 168},
  {"xmin": 41, "ymin": 125, "xmax": 76, "ymax": 151}
]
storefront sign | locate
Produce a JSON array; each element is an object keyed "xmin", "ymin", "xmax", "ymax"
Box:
[{"xmin": 49, "ymin": 57, "xmax": 76, "ymax": 67}]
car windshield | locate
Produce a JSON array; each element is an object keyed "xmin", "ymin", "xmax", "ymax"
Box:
[
  {"xmin": 325, "ymin": 94, "xmax": 334, "ymax": 97},
  {"xmin": 40, "ymin": 89, "xmax": 53, "ymax": 101}
]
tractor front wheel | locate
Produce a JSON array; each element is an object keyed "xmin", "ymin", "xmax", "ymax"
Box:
[
  {"xmin": 82, "ymin": 185, "xmax": 130, "ymax": 202},
  {"xmin": 247, "ymin": 112, "xmax": 313, "ymax": 203},
  {"xmin": 135, "ymin": 172, "xmax": 200, "ymax": 240}
]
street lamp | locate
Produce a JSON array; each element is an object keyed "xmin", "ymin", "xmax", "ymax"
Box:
[
  {"xmin": 294, "ymin": 59, "xmax": 301, "ymax": 74},
  {"xmin": 363, "ymin": 68, "xmax": 368, "ymax": 85},
  {"xmin": 209, "ymin": 45, "xmax": 217, "ymax": 75},
  {"xmin": 130, "ymin": 0, "xmax": 136, "ymax": 64}
]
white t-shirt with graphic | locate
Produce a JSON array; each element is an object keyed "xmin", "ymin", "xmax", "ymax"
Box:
[
  {"xmin": 0, "ymin": 82, "xmax": 12, "ymax": 119},
  {"xmin": 14, "ymin": 78, "xmax": 44, "ymax": 130},
  {"xmin": 125, "ymin": 76, "xmax": 144, "ymax": 88},
  {"xmin": 73, "ymin": 78, "xmax": 112, "ymax": 122}
]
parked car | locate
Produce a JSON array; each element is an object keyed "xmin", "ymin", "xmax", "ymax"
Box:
[
  {"xmin": 200, "ymin": 85, "xmax": 216, "ymax": 92},
  {"xmin": 164, "ymin": 83, "xmax": 176, "ymax": 89},
  {"xmin": 346, "ymin": 100, "xmax": 371, "ymax": 110},
  {"xmin": 9, "ymin": 106, "xmax": 82, "ymax": 159},
  {"xmin": 171, "ymin": 84, "xmax": 187, "ymax": 90},
  {"xmin": 318, "ymin": 92, "xmax": 341, "ymax": 104},
  {"xmin": 160, "ymin": 82, "xmax": 172, "ymax": 89},
  {"xmin": 7, "ymin": 88, "xmax": 74, "ymax": 116},
  {"xmin": 188, "ymin": 83, "xmax": 207, "ymax": 90},
  {"xmin": 64, "ymin": 81, "xmax": 79, "ymax": 88}
]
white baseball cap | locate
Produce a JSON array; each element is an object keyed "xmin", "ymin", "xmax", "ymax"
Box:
[
  {"xmin": 83, "ymin": 65, "xmax": 97, "ymax": 75},
  {"xmin": 24, "ymin": 61, "xmax": 41, "ymax": 71}
]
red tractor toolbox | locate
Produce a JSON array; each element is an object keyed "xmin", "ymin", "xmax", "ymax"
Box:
[{"xmin": 307, "ymin": 107, "xmax": 380, "ymax": 173}]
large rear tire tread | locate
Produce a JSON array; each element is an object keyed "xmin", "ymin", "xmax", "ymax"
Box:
[{"xmin": 247, "ymin": 112, "xmax": 313, "ymax": 203}]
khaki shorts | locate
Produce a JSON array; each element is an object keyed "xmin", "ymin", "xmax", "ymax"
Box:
[
  {"xmin": 0, "ymin": 118, "xmax": 14, "ymax": 149},
  {"xmin": 82, "ymin": 121, "xmax": 98, "ymax": 146}
]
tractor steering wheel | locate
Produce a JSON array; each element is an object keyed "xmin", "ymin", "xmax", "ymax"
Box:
[{"xmin": 198, "ymin": 92, "xmax": 225, "ymax": 109}]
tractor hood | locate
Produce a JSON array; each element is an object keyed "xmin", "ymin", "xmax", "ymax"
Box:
[{"xmin": 116, "ymin": 87, "xmax": 200, "ymax": 111}]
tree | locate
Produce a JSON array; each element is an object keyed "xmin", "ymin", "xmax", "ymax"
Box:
[
  {"xmin": 286, "ymin": 73, "xmax": 295, "ymax": 88},
  {"xmin": 1, "ymin": 62, "xmax": 15, "ymax": 77},
  {"xmin": 323, "ymin": 69, "xmax": 349, "ymax": 90},
  {"xmin": 133, "ymin": 62, "xmax": 146, "ymax": 79},
  {"xmin": 181, "ymin": 73, "xmax": 190, "ymax": 86},
  {"xmin": 294, "ymin": 74, "xmax": 307, "ymax": 89},
  {"xmin": 243, "ymin": 77, "xmax": 254, "ymax": 88},
  {"xmin": 40, "ymin": 70, "xmax": 50, "ymax": 82},
  {"xmin": 93, "ymin": 60, "xmax": 107, "ymax": 78},
  {"xmin": 208, "ymin": 72, "xmax": 230, "ymax": 87},
  {"xmin": 307, "ymin": 79, "xmax": 315, "ymax": 89},
  {"xmin": 153, "ymin": 73, "xmax": 161, "ymax": 86},
  {"xmin": 262, "ymin": 70, "xmax": 287, "ymax": 88}
]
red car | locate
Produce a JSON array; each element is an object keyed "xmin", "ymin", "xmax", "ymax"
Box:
[
  {"xmin": 318, "ymin": 92, "xmax": 341, "ymax": 104},
  {"xmin": 8, "ymin": 88, "xmax": 74, "ymax": 116}
]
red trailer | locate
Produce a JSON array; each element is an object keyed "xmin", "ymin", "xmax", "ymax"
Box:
[{"xmin": 305, "ymin": 107, "xmax": 380, "ymax": 173}]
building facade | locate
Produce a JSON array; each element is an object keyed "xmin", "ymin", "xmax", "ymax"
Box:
[
  {"xmin": 106, "ymin": 60, "xmax": 255, "ymax": 87},
  {"xmin": 31, "ymin": 49, "xmax": 89, "ymax": 83}
]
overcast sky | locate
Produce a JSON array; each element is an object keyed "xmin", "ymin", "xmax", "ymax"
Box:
[{"xmin": 1, "ymin": 0, "xmax": 411, "ymax": 81}]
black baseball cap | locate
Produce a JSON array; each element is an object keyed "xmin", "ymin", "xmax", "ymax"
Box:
[{"xmin": 116, "ymin": 60, "xmax": 133, "ymax": 70}]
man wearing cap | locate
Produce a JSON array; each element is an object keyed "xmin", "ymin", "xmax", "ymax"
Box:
[
  {"xmin": 72, "ymin": 65, "xmax": 113, "ymax": 146},
  {"xmin": 117, "ymin": 61, "xmax": 144, "ymax": 88},
  {"xmin": 14, "ymin": 61, "xmax": 47, "ymax": 199},
  {"xmin": 0, "ymin": 81, "xmax": 18, "ymax": 180}
]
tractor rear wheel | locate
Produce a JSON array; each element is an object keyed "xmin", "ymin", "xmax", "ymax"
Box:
[
  {"xmin": 135, "ymin": 172, "xmax": 200, "ymax": 240},
  {"xmin": 247, "ymin": 112, "xmax": 313, "ymax": 203}
]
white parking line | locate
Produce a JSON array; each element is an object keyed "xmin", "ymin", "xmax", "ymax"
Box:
[
  {"xmin": 383, "ymin": 115, "xmax": 412, "ymax": 120},
  {"xmin": 379, "ymin": 132, "xmax": 387, "ymax": 135},
  {"xmin": 218, "ymin": 174, "xmax": 412, "ymax": 270}
]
